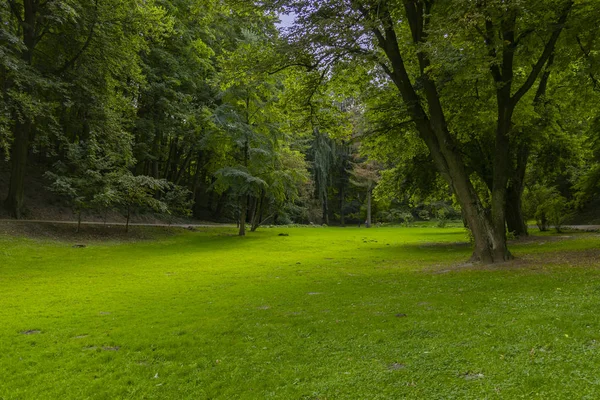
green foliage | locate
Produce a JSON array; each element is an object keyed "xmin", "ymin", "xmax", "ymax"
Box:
[
  {"xmin": 2, "ymin": 0, "xmax": 600, "ymax": 238},
  {"xmin": 45, "ymin": 137, "xmax": 191, "ymax": 227},
  {"xmin": 538, "ymin": 194, "xmax": 573, "ymax": 233},
  {"xmin": 524, "ymin": 185, "xmax": 573, "ymax": 232},
  {"xmin": 436, "ymin": 208, "xmax": 449, "ymax": 228}
]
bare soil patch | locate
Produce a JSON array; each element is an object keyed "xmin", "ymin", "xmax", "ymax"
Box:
[{"xmin": 432, "ymin": 248, "xmax": 600, "ymax": 274}]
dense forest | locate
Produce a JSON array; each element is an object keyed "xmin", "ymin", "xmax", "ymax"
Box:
[{"xmin": 1, "ymin": 0, "xmax": 599, "ymax": 262}]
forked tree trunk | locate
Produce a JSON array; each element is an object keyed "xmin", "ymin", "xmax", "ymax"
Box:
[
  {"xmin": 364, "ymin": 0, "xmax": 570, "ymax": 263},
  {"xmin": 505, "ymin": 53, "xmax": 555, "ymax": 237}
]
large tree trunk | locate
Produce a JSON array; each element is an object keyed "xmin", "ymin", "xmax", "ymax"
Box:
[
  {"xmin": 367, "ymin": 3, "xmax": 510, "ymax": 263},
  {"xmin": 506, "ymin": 185, "xmax": 527, "ymax": 236},
  {"xmin": 505, "ymin": 52, "xmax": 556, "ymax": 237},
  {"xmin": 366, "ymin": 1, "xmax": 569, "ymax": 263}
]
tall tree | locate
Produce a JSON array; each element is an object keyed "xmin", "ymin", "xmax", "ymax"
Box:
[
  {"xmin": 0, "ymin": 0, "xmax": 166, "ymax": 217},
  {"xmin": 269, "ymin": 0, "xmax": 592, "ymax": 262}
]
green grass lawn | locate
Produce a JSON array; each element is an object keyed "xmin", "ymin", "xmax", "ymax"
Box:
[{"xmin": 1, "ymin": 226, "xmax": 600, "ymax": 399}]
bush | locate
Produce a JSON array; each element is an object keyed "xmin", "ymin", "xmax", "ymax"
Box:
[
  {"xmin": 537, "ymin": 195, "xmax": 572, "ymax": 233},
  {"xmin": 417, "ymin": 209, "xmax": 430, "ymax": 221},
  {"xmin": 436, "ymin": 208, "xmax": 449, "ymax": 228},
  {"xmin": 400, "ymin": 212, "xmax": 414, "ymax": 227},
  {"xmin": 525, "ymin": 185, "xmax": 572, "ymax": 232}
]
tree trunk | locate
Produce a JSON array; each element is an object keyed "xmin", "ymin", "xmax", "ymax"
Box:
[
  {"xmin": 366, "ymin": 188, "xmax": 372, "ymax": 228},
  {"xmin": 322, "ymin": 194, "xmax": 329, "ymax": 225},
  {"xmin": 339, "ymin": 183, "xmax": 345, "ymax": 226},
  {"xmin": 505, "ymin": 186, "xmax": 527, "ymax": 236},
  {"xmin": 537, "ymin": 214, "xmax": 548, "ymax": 232},
  {"xmin": 77, "ymin": 211, "xmax": 82, "ymax": 233},
  {"xmin": 214, "ymin": 190, "xmax": 227, "ymax": 218},
  {"xmin": 5, "ymin": 119, "xmax": 30, "ymax": 218},
  {"xmin": 369, "ymin": 4, "xmax": 510, "ymax": 262},
  {"xmin": 368, "ymin": 1, "xmax": 569, "ymax": 262},
  {"xmin": 239, "ymin": 196, "xmax": 247, "ymax": 236},
  {"xmin": 248, "ymin": 196, "xmax": 257, "ymax": 228},
  {"xmin": 505, "ymin": 144, "xmax": 529, "ymax": 236},
  {"xmin": 250, "ymin": 191, "xmax": 264, "ymax": 232},
  {"xmin": 152, "ymin": 130, "xmax": 161, "ymax": 179},
  {"xmin": 505, "ymin": 53, "xmax": 555, "ymax": 237},
  {"xmin": 5, "ymin": 0, "xmax": 36, "ymax": 219},
  {"xmin": 126, "ymin": 206, "xmax": 131, "ymax": 233},
  {"xmin": 174, "ymin": 149, "xmax": 194, "ymax": 186}
]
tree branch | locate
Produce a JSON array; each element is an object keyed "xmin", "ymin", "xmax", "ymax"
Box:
[
  {"xmin": 267, "ymin": 62, "xmax": 317, "ymax": 75},
  {"xmin": 56, "ymin": 0, "xmax": 99, "ymax": 75},
  {"xmin": 576, "ymin": 35, "xmax": 600, "ymax": 91},
  {"xmin": 7, "ymin": 0, "xmax": 23, "ymax": 25},
  {"xmin": 484, "ymin": 19, "xmax": 503, "ymax": 83},
  {"xmin": 510, "ymin": 1, "xmax": 573, "ymax": 106}
]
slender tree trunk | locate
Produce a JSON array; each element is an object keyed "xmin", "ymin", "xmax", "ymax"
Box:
[
  {"xmin": 163, "ymin": 139, "xmax": 176, "ymax": 180},
  {"xmin": 258, "ymin": 198, "xmax": 266, "ymax": 225},
  {"xmin": 248, "ymin": 196, "xmax": 257, "ymax": 228},
  {"xmin": 250, "ymin": 191, "xmax": 264, "ymax": 232},
  {"xmin": 174, "ymin": 149, "xmax": 193, "ymax": 185},
  {"xmin": 322, "ymin": 194, "xmax": 329, "ymax": 225},
  {"xmin": 5, "ymin": 0, "xmax": 36, "ymax": 219},
  {"xmin": 77, "ymin": 211, "xmax": 82, "ymax": 233},
  {"xmin": 538, "ymin": 214, "xmax": 548, "ymax": 231},
  {"xmin": 190, "ymin": 152, "xmax": 203, "ymax": 195},
  {"xmin": 151, "ymin": 126, "xmax": 161, "ymax": 179},
  {"xmin": 339, "ymin": 183, "xmax": 345, "ymax": 226},
  {"xmin": 366, "ymin": 188, "xmax": 372, "ymax": 228},
  {"xmin": 5, "ymin": 119, "xmax": 30, "ymax": 218},
  {"xmin": 126, "ymin": 206, "xmax": 131, "ymax": 233},
  {"xmin": 214, "ymin": 190, "xmax": 227, "ymax": 218},
  {"xmin": 239, "ymin": 196, "xmax": 247, "ymax": 236}
]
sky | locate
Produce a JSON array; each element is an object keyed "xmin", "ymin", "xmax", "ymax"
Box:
[{"xmin": 275, "ymin": 13, "xmax": 297, "ymax": 29}]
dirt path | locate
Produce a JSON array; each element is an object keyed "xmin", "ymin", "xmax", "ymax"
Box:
[
  {"xmin": 0, "ymin": 219, "xmax": 235, "ymax": 228},
  {"xmin": 528, "ymin": 225, "xmax": 600, "ymax": 232}
]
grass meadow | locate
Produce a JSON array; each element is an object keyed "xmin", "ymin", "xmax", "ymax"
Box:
[{"xmin": 1, "ymin": 225, "xmax": 600, "ymax": 399}]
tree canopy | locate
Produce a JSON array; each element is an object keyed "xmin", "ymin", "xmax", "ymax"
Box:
[{"xmin": 1, "ymin": 0, "xmax": 599, "ymax": 260}]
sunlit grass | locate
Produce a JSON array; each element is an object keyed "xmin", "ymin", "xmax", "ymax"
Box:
[{"xmin": 1, "ymin": 226, "xmax": 600, "ymax": 399}]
